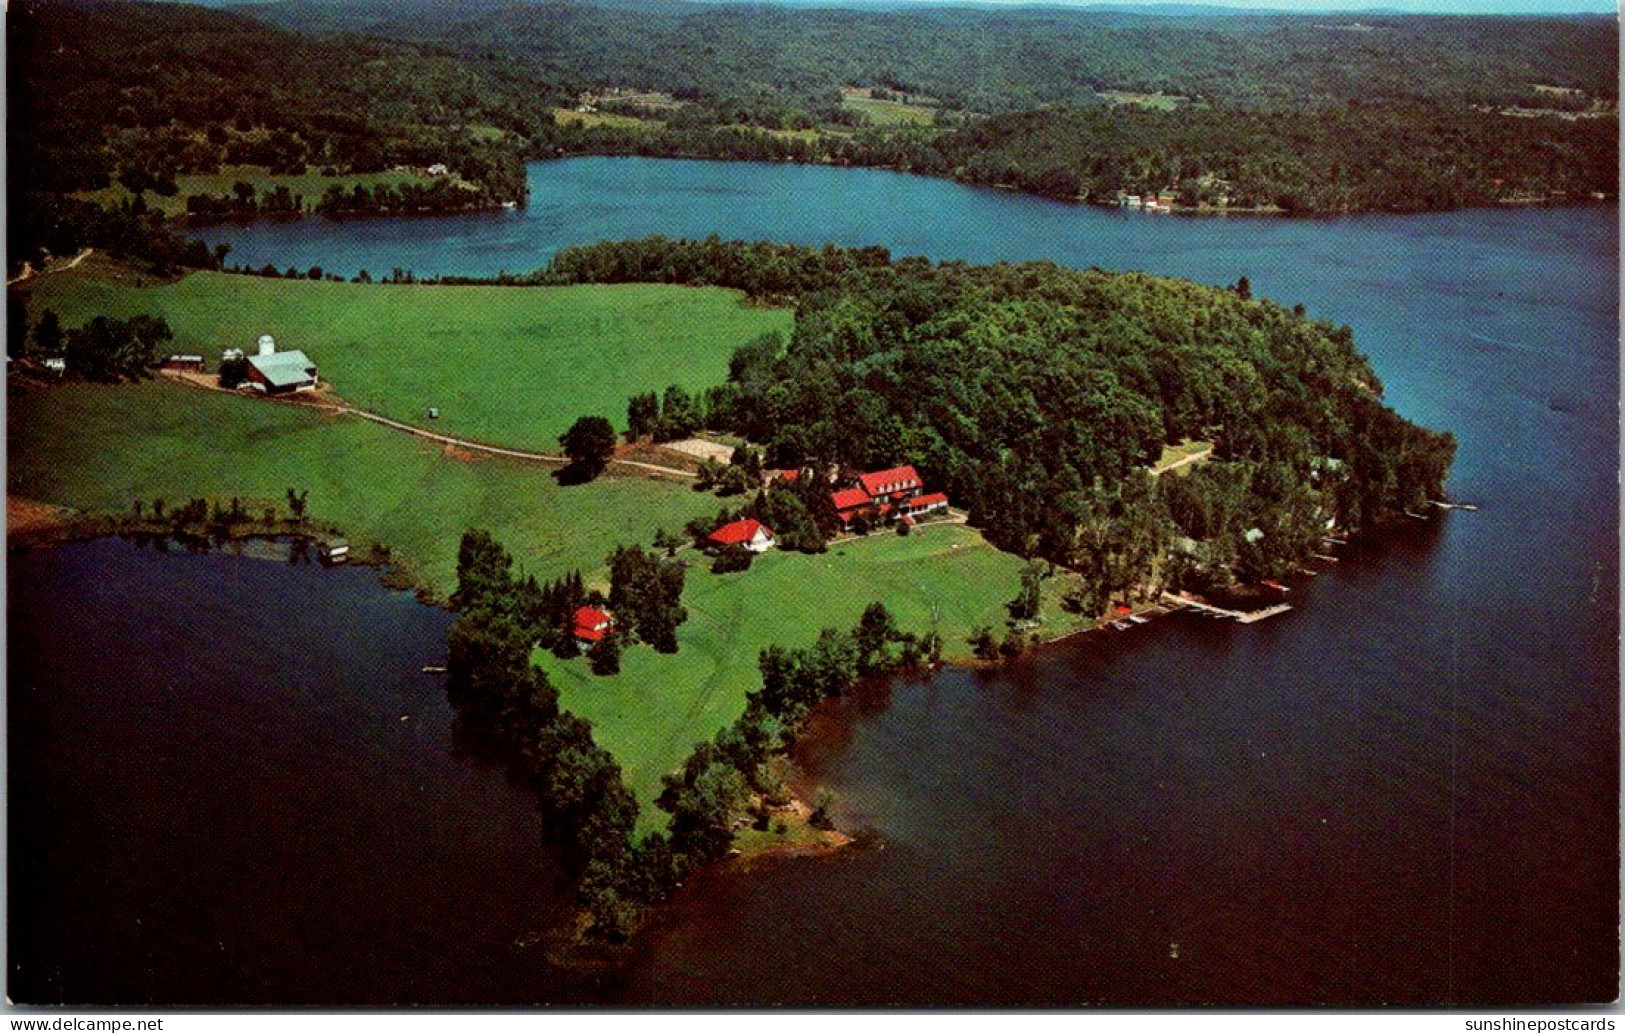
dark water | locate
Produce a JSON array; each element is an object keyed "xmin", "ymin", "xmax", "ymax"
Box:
[
  {"xmin": 37, "ymin": 159, "xmax": 1623, "ymax": 1004},
  {"xmin": 6, "ymin": 539, "xmax": 616, "ymax": 1005}
]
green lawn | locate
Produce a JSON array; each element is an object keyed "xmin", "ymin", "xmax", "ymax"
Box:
[
  {"xmin": 26, "ymin": 273, "xmax": 792, "ymax": 450},
  {"xmin": 14, "ymin": 268, "xmax": 1027, "ymax": 829},
  {"xmin": 7, "ymin": 381, "xmax": 721, "ymax": 595},
  {"xmin": 840, "ymin": 93, "xmax": 940, "ymax": 127},
  {"xmin": 553, "ymin": 108, "xmax": 661, "ymax": 130},
  {"xmin": 10, "ymin": 379, "xmax": 1029, "ymax": 824},
  {"xmin": 540, "ymin": 523, "xmax": 1027, "ymax": 818},
  {"xmin": 74, "ymin": 165, "xmax": 456, "ymax": 219},
  {"xmin": 1099, "ymin": 90, "xmax": 1189, "ymax": 111}
]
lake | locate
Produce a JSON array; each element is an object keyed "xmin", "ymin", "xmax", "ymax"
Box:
[
  {"xmin": 6, "ymin": 539, "xmax": 620, "ymax": 1005},
  {"xmin": 24, "ymin": 158, "xmax": 1618, "ymax": 1004}
]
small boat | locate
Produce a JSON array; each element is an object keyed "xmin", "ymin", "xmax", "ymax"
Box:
[
  {"xmin": 422, "ymin": 665, "xmax": 447, "ymax": 673},
  {"xmin": 1111, "ymin": 621, "xmax": 1131, "ymax": 631},
  {"xmin": 1127, "ymin": 613, "xmax": 1150, "ymax": 625},
  {"xmin": 1261, "ymin": 579, "xmax": 1289, "ymax": 592}
]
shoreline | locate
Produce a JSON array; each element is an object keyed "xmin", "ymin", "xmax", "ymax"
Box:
[{"xmin": 145, "ymin": 153, "xmax": 1619, "ymax": 242}]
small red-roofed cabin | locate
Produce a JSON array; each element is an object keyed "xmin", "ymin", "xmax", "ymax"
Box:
[
  {"xmin": 574, "ymin": 606, "xmax": 613, "ymax": 643},
  {"xmin": 857, "ymin": 465, "xmax": 923, "ymax": 503},
  {"xmin": 707, "ymin": 518, "xmax": 775, "ymax": 553}
]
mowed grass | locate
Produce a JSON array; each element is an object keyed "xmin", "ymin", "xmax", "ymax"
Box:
[
  {"xmin": 539, "ymin": 524, "xmax": 1025, "ymax": 818},
  {"xmin": 840, "ymin": 93, "xmax": 940, "ymax": 126},
  {"xmin": 7, "ymin": 381, "xmax": 721, "ymax": 595},
  {"xmin": 26, "ymin": 273, "xmax": 793, "ymax": 450},
  {"xmin": 552, "ymin": 108, "xmax": 661, "ymax": 130},
  {"xmin": 10, "ymin": 379, "xmax": 1029, "ymax": 826},
  {"xmin": 74, "ymin": 165, "xmax": 455, "ymax": 219}
]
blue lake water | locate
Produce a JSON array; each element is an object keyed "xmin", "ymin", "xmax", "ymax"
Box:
[{"xmin": 31, "ymin": 158, "xmax": 1619, "ymax": 1003}]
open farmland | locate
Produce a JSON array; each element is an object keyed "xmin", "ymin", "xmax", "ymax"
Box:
[
  {"xmin": 6, "ymin": 380, "xmax": 722, "ymax": 595},
  {"xmin": 26, "ymin": 271, "xmax": 792, "ymax": 450}
]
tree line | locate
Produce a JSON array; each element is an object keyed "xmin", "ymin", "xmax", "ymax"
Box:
[{"xmin": 446, "ymin": 527, "xmax": 937, "ymax": 941}]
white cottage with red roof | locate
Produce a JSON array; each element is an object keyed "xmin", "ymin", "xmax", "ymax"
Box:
[{"xmin": 707, "ymin": 518, "xmax": 775, "ymax": 553}]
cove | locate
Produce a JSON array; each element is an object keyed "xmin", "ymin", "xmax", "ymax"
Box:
[{"xmin": 6, "ymin": 538, "xmax": 626, "ymax": 1005}]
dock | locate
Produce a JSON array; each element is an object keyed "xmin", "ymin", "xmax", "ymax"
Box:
[
  {"xmin": 1162, "ymin": 591, "xmax": 1292, "ymax": 624},
  {"xmin": 1429, "ymin": 500, "xmax": 1479, "ymax": 512}
]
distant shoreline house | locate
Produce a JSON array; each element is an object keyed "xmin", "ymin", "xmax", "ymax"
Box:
[
  {"xmin": 828, "ymin": 464, "xmax": 949, "ymax": 530},
  {"xmin": 162, "ymin": 354, "xmax": 205, "ymax": 372},
  {"xmin": 706, "ymin": 518, "xmax": 775, "ymax": 553}
]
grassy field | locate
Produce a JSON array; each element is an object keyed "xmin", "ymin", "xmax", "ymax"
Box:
[
  {"xmin": 26, "ymin": 272, "xmax": 792, "ymax": 450},
  {"xmin": 840, "ymin": 92, "xmax": 940, "ymax": 127},
  {"xmin": 14, "ymin": 265, "xmax": 1033, "ymax": 829},
  {"xmin": 74, "ymin": 165, "xmax": 455, "ymax": 219},
  {"xmin": 1098, "ymin": 90, "xmax": 1189, "ymax": 111},
  {"xmin": 10, "ymin": 377, "xmax": 1030, "ymax": 823},
  {"xmin": 552, "ymin": 108, "xmax": 661, "ymax": 130},
  {"xmin": 7, "ymin": 380, "xmax": 722, "ymax": 595},
  {"xmin": 539, "ymin": 523, "xmax": 1031, "ymax": 817}
]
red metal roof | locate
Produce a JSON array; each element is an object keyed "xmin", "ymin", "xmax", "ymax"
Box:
[
  {"xmin": 907, "ymin": 492, "xmax": 949, "ymax": 508},
  {"xmin": 707, "ymin": 518, "xmax": 770, "ymax": 546},
  {"xmin": 775, "ymin": 469, "xmax": 800, "ymax": 482},
  {"xmin": 574, "ymin": 606, "xmax": 612, "ymax": 641},
  {"xmin": 830, "ymin": 487, "xmax": 872, "ymax": 511},
  {"xmin": 858, "ymin": 465, "xmax": 921, "ymax": 497}
]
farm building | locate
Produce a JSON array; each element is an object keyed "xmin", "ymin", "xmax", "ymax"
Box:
[
  {"xmin": 162, "ymin": 354, "xmax": 205, "ymax": 372},
  {"xmin": 245, "ymin": 349, "xmax": 319, "ymax": 394},
  {"xmin": 707, "ymin": 518, "xmax": 776, "ymax": 553},
  {"xmin": 574, "ymin": 606, "xmax": 613, "ymax": 643}
]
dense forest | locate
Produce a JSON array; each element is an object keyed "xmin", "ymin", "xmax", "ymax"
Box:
[
  {"xmin": 252, "ymin": 1, "xmax": 1619, "ymax": 112},
  {"xmin": 445, "ymin": 236, "xmax": 1456, "ymax": 940},
  {"xmin": 543, "ymin": 237, "xmax": 1456, "ymax": 590},
  {"xmin": 523, "ymin": 100, "xmax": 1617, "ymax": 211},
  {"xmin": 245, "ymin": 0, "xmax": 1618, "ymax": 210}
]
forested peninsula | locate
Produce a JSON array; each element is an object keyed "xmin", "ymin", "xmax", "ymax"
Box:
[
  {"xmin": 430, "ymin": 238, "xmax": 1456, "ymax": 942},
  {"xmin": 10, "ymin": 0, "xmax": 1619, "ymax": 278}
]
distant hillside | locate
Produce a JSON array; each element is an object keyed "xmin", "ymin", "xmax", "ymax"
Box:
[
  {"xmin": 245, "ymin": 0, "xmax": 1620, "ymax": 113},
  {"xmin": 7, "ymin": 0, "xmax": 555, "ymax": 271}
]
